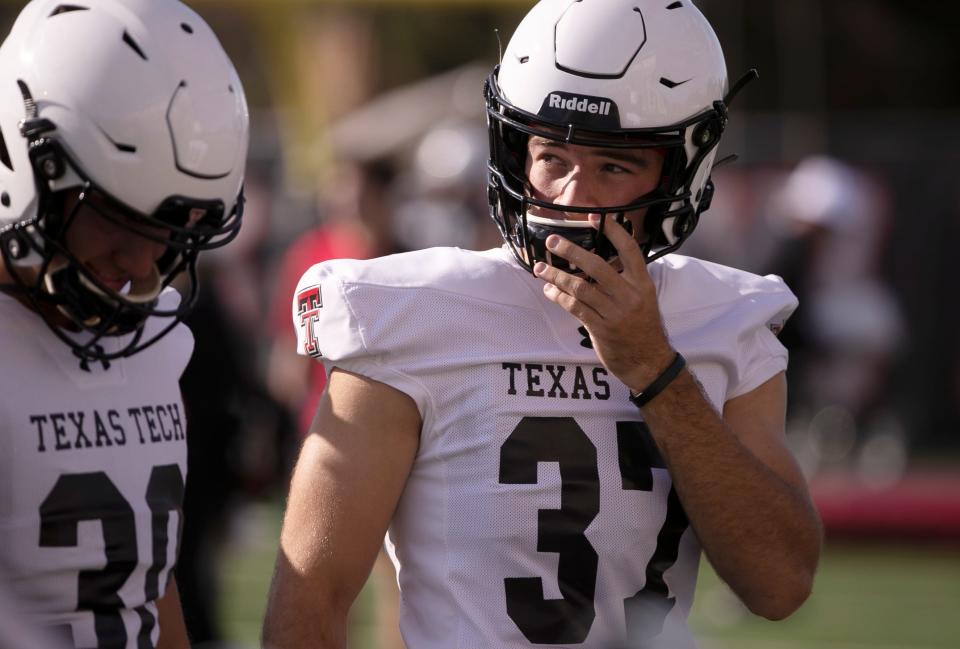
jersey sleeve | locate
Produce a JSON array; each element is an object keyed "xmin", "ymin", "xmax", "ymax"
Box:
[
  {"xmin": 292, "ymin": 260, "xmax": 433, "ymax": 420},
  {"xmin": 726, "ymin": 274, "xmax": 798, "ymax": 400}
]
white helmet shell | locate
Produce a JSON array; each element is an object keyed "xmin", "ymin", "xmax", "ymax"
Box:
[
  {"xmin": 500, "ymin": 0, "xmax": 727, "ymax": 128},
  {"xmin": 0, "ymin": 0, "xmax": 248, "ymax": 231}
]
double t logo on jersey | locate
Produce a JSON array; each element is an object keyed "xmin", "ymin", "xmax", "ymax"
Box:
[{"xmin": 297, "ymin": 285, "xmax": 323, "ymax": 358}]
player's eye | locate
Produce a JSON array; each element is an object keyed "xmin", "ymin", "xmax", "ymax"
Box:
[{"xmin": 602, "ymin": 163, "xmax": 631, "ymax": 174}]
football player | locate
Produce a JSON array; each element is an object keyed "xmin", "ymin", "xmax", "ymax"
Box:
[
  {"xmin": 0, "ymin": 1, "xmax": 248, "ymax": 647},
  {"xmin": 262, "ymin": 1, "xmax": 821, "ymax": 648}
]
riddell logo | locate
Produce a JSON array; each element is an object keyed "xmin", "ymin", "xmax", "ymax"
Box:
[
  {"xmin": 539, "ymin": 90, "xmax": 620, "ymax": 128},
  {"xmin": 547, "ymin": 93, "xmax": 612, "ymax": 116}
]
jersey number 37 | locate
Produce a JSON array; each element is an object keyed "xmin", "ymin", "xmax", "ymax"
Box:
[{"xmin": 500, "ymin": 417, "xmax": 688, "ymax": 645}]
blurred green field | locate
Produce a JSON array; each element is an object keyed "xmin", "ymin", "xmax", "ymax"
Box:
[
  {"xmin": 692, "ymin": 543, "xmax": 960, "ymax": 649},
  {"xmin": 218, "ymin": 501, "xmax": 960, "ymax": 649}
]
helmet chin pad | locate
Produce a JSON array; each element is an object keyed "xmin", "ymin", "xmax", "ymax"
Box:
[
  {"xmin": 43, "ymin": 257, "xmax": 160, "ymax": 332},
  {"xmin": 521, "ymin": 211, "xmax": 633, "ymax": 273},
  {"xmin": 75, "ymin": 264, "xmax": 163, "ymax": 305}
]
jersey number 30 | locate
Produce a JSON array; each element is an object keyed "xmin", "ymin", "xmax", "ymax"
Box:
[
  {"xmin": 500, "ymin": 417, "xmax": 688, "ymax": 645},
  {"xmin": 38, "ymin": 465, "xmax": 184, "ymax": 649}
]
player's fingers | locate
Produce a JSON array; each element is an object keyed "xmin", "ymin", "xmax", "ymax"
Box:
[
  {"xmin": 539, "ymin": 269, "xmax": 606, "ymax": 325},
  {"xmin": 543, "ymin": 232, "xmax": 623, "ymax": 286},
  {"xmin": 590, "ymin": 214, "xmax": 648, "ymax": 279},
  {"xmin": 535, "ymin": 261, "xmax": 618, "ymax": 315}
]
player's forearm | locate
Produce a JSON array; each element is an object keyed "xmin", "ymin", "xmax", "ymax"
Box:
[
  {"xmin": 639, "ymin": 371, "xmax": 821, "ymax": 619},
  {"xmin": 261, "ymin": 522, "xmax": 356, "ymax": 649},
  {"xmin": 262, "ymin": 618, "xmax": 346, "ymax": 649},
  {"xmin": 261, "ymin": 568, "xmax": 349, "ymax": 649}
]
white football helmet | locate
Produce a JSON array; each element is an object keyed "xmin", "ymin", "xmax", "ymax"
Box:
[
  {"xmin": 486, "ymin": 0, "xmax": 754, "ymax": 272},
  {"xmin": 0, "ymin": 0, "xmax": 248, "ymax": 364}
]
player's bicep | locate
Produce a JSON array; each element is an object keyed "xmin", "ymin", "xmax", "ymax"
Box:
[
  {"xmin": 277, "ymin": 367, "xmax": 421, "ymax": 606},
  {"xmin": 722, "ymin": 372, "xmax": 807, "ymax": 492}
]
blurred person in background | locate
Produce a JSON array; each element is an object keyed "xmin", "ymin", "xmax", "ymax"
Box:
[
  {"xmin": 266, "ymin": 159, "xmax": 397, "ymax": 440},
  {"xmin": 390, "ymin": 120, "xmax": 502, "ymax": 252},
  {"xmin": 767, "ymin": 156, "xmax": 905, "ymax": 479},
  {"xmin": 177, "ymin": 165, "xmax": 291, "ymax": 648},
  {"xmin": 262, "ymin": 1, "xmax": 820, "ymax": 648},
  {"xmin": 0, "ymin": 0, "xmax": 248, "ymax": 647},
  {"xmin": 678, "ymin": 164, "xmax": 782, "ymax": 274}
]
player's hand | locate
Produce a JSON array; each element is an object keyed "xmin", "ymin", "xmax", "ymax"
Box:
[{"xmin": 533, "ymin": 214, "xmax": 675, "ymax": 391}]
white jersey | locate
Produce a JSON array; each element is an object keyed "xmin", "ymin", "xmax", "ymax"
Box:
[
  {"xmin": 0, "ymin": 565, "xmax": 68, "ymax": 649},
  {"xmin": 0, "ymin": 289, "xmax": 193, "ymax": 649},
  {"xmin": 294, "ymin": 246, "xmax": 796, "ymax": 649}
]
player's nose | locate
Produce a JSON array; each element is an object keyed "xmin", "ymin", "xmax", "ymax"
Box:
[{"xmin": 554, "ymin": 170, "xmax": 600, "ymax": 218}]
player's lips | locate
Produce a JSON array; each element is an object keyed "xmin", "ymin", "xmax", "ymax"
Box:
[
  {"xmin": 85, "ymin": 267, "xmax": 128, "ymax": 292},
  {"xmin": 97, "ymin": 277, "xmax": 128, "ymax": 292}
]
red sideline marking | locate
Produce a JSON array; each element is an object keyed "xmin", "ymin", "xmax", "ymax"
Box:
[{"xmin": 811, "ymin": 472, "xmax": 960, "ymax": 541}]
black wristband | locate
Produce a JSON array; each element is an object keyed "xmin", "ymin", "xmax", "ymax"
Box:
[{"xmin": 628, "ymin": 352, "xmax": 686, "ymax": 408}]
